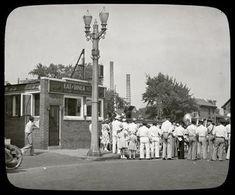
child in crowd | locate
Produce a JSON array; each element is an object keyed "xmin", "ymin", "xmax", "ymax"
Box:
[
  {"xmin": 117, "ymin": 126, "xmax": 128, "ymax": 159},
  {"xmin": 100, "ymin": 121, "xmax": 111, "ymax": 151},
  {"xmin": 128, "ymin": 132, "xmax": 137, "ymax": 159}
]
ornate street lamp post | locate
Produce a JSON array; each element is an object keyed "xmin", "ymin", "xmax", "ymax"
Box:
[{"xmin": 83, "ymin": 8, "xmax": 109, "ymax": 156}]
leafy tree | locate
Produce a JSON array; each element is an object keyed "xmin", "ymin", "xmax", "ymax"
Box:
[
  {"xmin": 142, "ymin": 73, "xmax": 198, "ymax": 121},
  {"xmin": 29, "ymin": 63, "xmax": 74, "ymax": 79},
  {"xmin": 28, "ymin": 63, "xmax": 49, "ymax": 79},
  {"xmin": 29, "ymin": 63, "xmax": 103, "ymax": 84},
  {"xmin": 104, "ymin": 89, "xmax": 128, "ymax": 118}
]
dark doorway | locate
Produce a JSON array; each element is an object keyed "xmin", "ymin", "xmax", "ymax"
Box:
[{"xmin": 49, "ymin": 105, "xmax": 60, "ymax": 146}]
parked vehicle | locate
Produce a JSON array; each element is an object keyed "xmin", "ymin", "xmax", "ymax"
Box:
[{"xmin": 5, "ymin": 143, "xmax": 23, "ymax": 170}]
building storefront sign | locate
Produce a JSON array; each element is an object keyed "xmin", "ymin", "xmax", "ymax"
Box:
[{"xmin": 49, "ymin": 80, "xmax": 104, "ymax": 98}]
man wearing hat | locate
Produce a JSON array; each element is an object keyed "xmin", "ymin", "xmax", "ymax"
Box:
[
  {"xmin": 196, "ymin": 120, "xmax": 208, "ymax": 160},
  {"xmin": 137, "ymin": 121, "xmax": 150, "ymax": 160}
]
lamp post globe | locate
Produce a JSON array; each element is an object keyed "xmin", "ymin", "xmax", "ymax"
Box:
[
  {"xmin": 83, "ymin": 10, "xmax": 92, "ymax": 34},
  {"xmin": 99, "ymin": 7, "xmax": 109, "ymax": 30}
]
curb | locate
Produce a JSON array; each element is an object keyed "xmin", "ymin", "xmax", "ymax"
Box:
[
  {"xmin": 78, "ymin": 154, "xmax": 120, "ymax": 161},
  {"xmin": 33, "ymin": 149, "xmax": 121, "ymax": 161},
  {"xmin": 94, "ymin": 155, "xmax": 120, "ymax": 161}
]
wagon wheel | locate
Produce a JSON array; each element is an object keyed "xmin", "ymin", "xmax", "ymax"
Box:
[{"xmin": 6, "ymin": 145, "xmax": 23, "ymax": 170}]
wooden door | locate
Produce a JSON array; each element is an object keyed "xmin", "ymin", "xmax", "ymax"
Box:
[{"xmin": 49, "ymin": 105, "xmax": 60, "ymax": 146}]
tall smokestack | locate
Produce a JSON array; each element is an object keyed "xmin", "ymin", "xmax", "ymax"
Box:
[
  {"xmin": 110, "ymin": 61, "xmax": 114, "ymax": 90},
  {"xmin": 114, "ymin": 84, "xmax": 117, "ymax": 112},
  {"xmin": 126, "ymin": 74, "xmax": 131, "ymax": 105}
]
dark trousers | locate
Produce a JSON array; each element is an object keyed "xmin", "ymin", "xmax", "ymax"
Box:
[{"xmin": 177, "ymin": 137, "xmax": 185, "ymax": 159}]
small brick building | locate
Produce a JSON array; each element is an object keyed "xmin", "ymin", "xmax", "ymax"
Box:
[
  {"xmin": 221, "ymin": 98, "xmax": 231, "ymax": 117},
  {"xmin": 4, "ymin": 77, "xmax": 105, "ymax": 149}
]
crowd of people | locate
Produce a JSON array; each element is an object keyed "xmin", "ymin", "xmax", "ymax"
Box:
[{"xmin": 99, "ymin": 115, "xmax": 231, "ymax": 161}]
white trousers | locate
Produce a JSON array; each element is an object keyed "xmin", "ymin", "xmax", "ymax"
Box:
[
  {"xmin": 197, "ymin": 137, "xmax": 207, "ymax": 159},
  {"xmin": 140, "ymin": 141, "xmax": 150, "ymax": 159},
  {"xmin": 112, "ymin": 136, "xmax": 118, "ymax": 153},
  {"xmin": 162, "ymin": 137, "xmax": 172, "ymax": 159},
  {"xmin": 22, "ymin": 132, "xmax": 34, "ymax": 155},
  {"xmin": 150, "ymin": 140, "xmax": 160, "ymax": 158}
]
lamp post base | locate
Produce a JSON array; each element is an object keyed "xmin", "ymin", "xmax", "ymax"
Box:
[{"xmin": 87, "ymin": 148, "xmax": 101, "ymax": 156}]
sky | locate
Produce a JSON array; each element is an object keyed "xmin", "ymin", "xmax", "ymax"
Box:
[{"xmin": 5, "ymin": 4, "xmax": 230, "ymax": 111}]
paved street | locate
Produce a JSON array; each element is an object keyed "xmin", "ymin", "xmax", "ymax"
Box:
[{"xmin": 7, "ymin": 150, "xmax": 229, "ymax": 190}]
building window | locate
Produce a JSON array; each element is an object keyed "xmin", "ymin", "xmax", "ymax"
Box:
[
  {"xmin": 5, "ymin": 95, "xmax": 21, "ymax": 117},
  {"xmin": 33, "ymin": 93, "xmax": 40, "ymax": 116},
  {"xmin": 5, "ymin": 95, "xmax": 12, "ymax": 116},
  {"xmin": 85, "ymin": 98, "xmax": 103, "ymax": 118},
  {"xmin": 64, "ymin": 96, "xmax": 83, "ymax": 119},
  {"xmin": 21, "ymin": 94, "xmax": 32, "ymax": 116}
]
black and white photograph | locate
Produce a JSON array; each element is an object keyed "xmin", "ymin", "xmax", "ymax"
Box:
[{"xmin": 4, "ymin": 4, "xmax": 231, "ymax": 191}]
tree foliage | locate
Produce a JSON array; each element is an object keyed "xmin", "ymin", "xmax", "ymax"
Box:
[
  {"xmin": 28, "ymin": 63, "xmax": 103, "ymax": 84},
  {"xmin": 142, "ymin": 73, "xmax": 198, "ymax": 121},
  {"xmin": 29, "ymin": 63, "xmax": 74, "ymax": 79},
  {"xmin": 104, "ymin": 89, "xmax": 128, "ymax": 118}
]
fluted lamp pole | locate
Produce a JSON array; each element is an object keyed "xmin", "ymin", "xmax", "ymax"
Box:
[{"xmin": 83, "ymin": 8, "xmax": 109, "ymax": 156}]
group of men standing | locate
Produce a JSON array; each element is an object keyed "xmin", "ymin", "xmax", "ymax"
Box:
[
  {"xmin": 100, "ymin": 115, "xmax": 230, "ymax": 161},
  {"xmin": 185, "ymin": 119, "xmax": 230, "ymax": 161}
]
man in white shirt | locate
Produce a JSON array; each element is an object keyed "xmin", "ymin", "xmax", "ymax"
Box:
[
  {"xmin": 21, "ymin": 116, "xmax": 38, "ymax": 155},
  {"xmin": 212, "ymin": 121, "xmax": 227, "ymax": 161},
  {"xmin": 185, "ymin": 120, "xmax": 197, "ymax": 160},
  {"xmin": 161, "ymin": 118, "xmax": 173, "ymax": 160},
  {"xmin": 111, "ymin": 116, "xmax": 122, "ymax": 154},
  {"xmin": 137, "ymin": 121, "xmax": 150, "ymax": 160},
  {"xmin": 149, "ymin": 122, "xmax": 161, "ymax": 159},
  {"xmin": 226, "ymin": 120, "xmax": 231, "ymax": 160},
  {"xmin": 196, "ymin": 120, "xmax": 208, "ymax": 160}
]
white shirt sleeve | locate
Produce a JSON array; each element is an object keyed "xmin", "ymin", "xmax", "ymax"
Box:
[
  {"xmin": 137, "ymin": 129, "xmax": 140, "ymax": 137},
  {"xmin": 224, "ymin": 127, "xmax": 228, "ymax": 140},
  {"xmin": 173, "ymin": 128, "xmax": 177, "ymax": 136},
  {"xmin": 212, "ymin": 126, "xmax": 216, "ymax": 135}
]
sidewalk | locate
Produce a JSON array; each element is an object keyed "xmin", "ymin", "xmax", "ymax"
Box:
[{"xmin": 34, "ymin": 148, "xmax": 120, "ymax": 161}]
